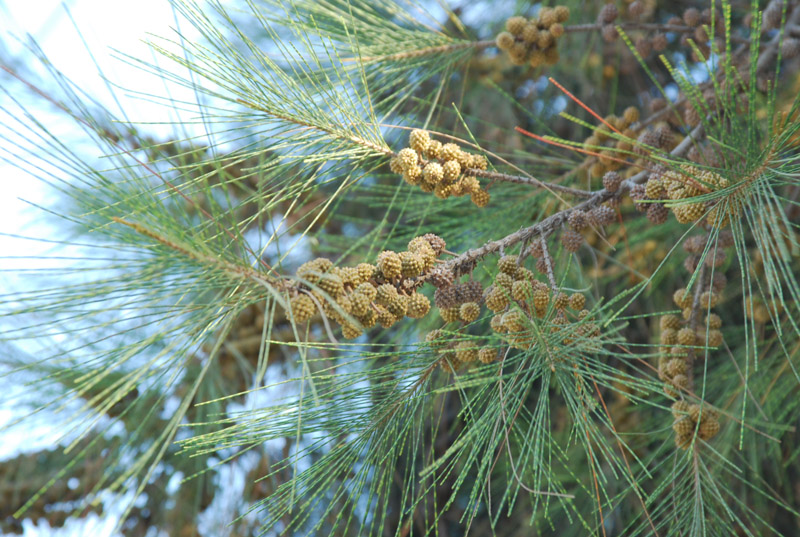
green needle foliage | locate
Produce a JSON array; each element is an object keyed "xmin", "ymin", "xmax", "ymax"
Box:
[{"xmin": 1, "ymin": 0, "xmax": 800, "ymax": 536}]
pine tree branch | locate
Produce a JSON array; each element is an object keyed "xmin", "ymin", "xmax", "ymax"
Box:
[{"xmin": 441, "ymin": 123, "xmax": 705, "ymax": 278}]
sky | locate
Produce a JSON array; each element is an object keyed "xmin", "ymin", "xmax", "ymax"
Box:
[{"xmin": 1, "ymin": 1, "xmax": 201, "ymax": 535}]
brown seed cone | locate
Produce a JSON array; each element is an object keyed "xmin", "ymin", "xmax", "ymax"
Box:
[
  {"xmin": 647, "ymin": 203, "xmax": 669, "ymax": 225},
  {"xmin": 429, "ymin": 268, "xmax": 454, "ymax": 288},
  {"xmin": 781, "ymin": 38, "xmax": 800, "ymax": 59},
  {"xmin": 682, "ymin": 235, "xmax": 707, "ymax": 254},
  {"xmin": 683, "ymin": 7, "xmax": 700, "ymax": 26},
  {"xmin": 591, "ymin": 205, "xmax": 616, "ymax": 226},
  {"xmin": 602, "ymin": 171, "xmax": 622, "ymax": 193},
  {"xmin": 601, "ymin": 24, "xmax": 618, "ymax": 42},
  {"xmin": 598, "ymin": 3, "xmax": 618, "ymax": 24},
  {"xmin": 652, "ymin": 33, "xmax": 668, "ymax": 51},
  {"xmin": 635, "ymin": 36, "xmax": 652, "ymax": 58},
  {"xmin": 558, "ymin": 228, "xmax": 582, "ymax": 253},
  {"xmin": 568, "ymin": 210, "xmax": 589, "ymax": 231},
  {"xmin": 554, "ymin": 5, "xmax": 570, "ymax": 22},
  {"xmin": 628, "ymin": 0, "xmax": 644, "ymax": 17},
  {"xmin": 459, "ymin": 302, "xmax": 481, "ymax": 322},
  {"xmin": 535, "ymin": 257, "xmax": 550, "ymax": 275},
  {"xmin": 434, "ymin": 285, "xmax": 459, "ymax": 309},
  {"xmin": 460, "ymin": 281, "xmax": 484, "ymax": 304},
  {"xmin": 529, "ymin": 239, "xmax": 544, "ymax": 258}
]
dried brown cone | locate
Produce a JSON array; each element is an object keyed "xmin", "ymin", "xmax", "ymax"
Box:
[
  {"xmin": 591, "ymin": 205, "xmax": 616, "ymax": 226},
  {"xmin": 598, "ymin": 3, "xmax": 618, "ymax": 24},
  {"xmin": 420, "ymin": 233, "xmax": 446, "ymax": 255},
  {"xmin": 561, "ymin": 230, "xmax": 583, "ymax": 253},
  {"xmin": 647, "ymin": 203, "xmax": 669, "ymax": 225},
  {"xmin": 460, "ymin": 281, "xmax": 484, "ymax": 304},
  {"xmin": 434, "ymin": 285, "xmax": 459, "ymax": 309},
  {"xmin": 568, "ymin": 210, "xmax": 589, "ymax": 231},
  {"xmin": 602, "ymin": 171, "xmax": 622, "ymax": 193}
]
